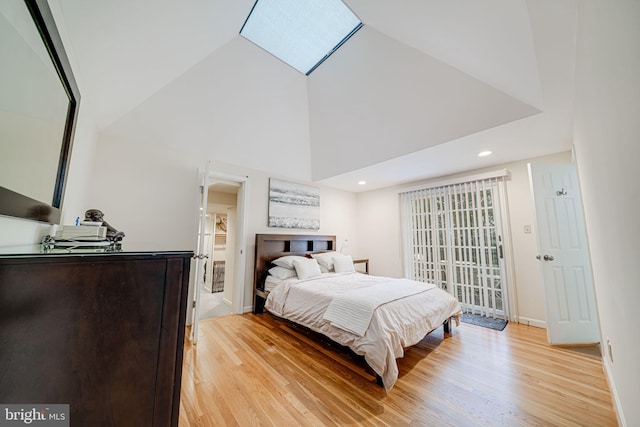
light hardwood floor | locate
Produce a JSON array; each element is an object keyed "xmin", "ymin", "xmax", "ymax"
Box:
[{"xmin": 179, "ymin": 313, "xmax": 617, "ymax": 426}]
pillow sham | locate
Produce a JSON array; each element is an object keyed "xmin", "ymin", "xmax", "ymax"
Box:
[
  {"xmin": 292, "ymin": 257, "xmax": 322, "ymax": 280},
  {"xmin": 311, "ymin": 251, "xmax": 344, "ymax": 270},
  {"xmin": 333, "ymin": 254, "xmax": 355, "ymax": 273},
  {"xmin": 272, "ymin": 255, "xmax": 305, "ymax": 269},
  {"xmin": 268, "ymin": 266, "xmax": 297, "ymax": 280}
]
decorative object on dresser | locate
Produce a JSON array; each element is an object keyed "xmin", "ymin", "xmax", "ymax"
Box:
[
  {"xmin": 84, "ymin": 209, "xmax": 125, "ymax": 242},
  {"xmin": 268, "ymin": 178, "xmax": 320, "ymax": 230},
  {"xmin": 0, "ymin": 245, "xmax": 192, "ymax": 426}
]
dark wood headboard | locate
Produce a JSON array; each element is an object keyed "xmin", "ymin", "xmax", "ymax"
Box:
[{"xmin": 254, "ymin": 234, "xmax": 336, "ymax": 291}]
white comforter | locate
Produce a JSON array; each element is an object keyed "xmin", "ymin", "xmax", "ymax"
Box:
[{"xmin": 264, "ymin": 272, "xmax": 462, "ymax": 390}]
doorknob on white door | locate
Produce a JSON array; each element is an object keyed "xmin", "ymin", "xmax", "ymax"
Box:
[{"xmin": 543, "ymin": 255, "xmax": 554, "ymax": 261}]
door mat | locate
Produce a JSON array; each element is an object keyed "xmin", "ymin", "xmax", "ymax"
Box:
[{"xmin": 461, "ymin": 313, "xmax": 508, "ymax": 331}]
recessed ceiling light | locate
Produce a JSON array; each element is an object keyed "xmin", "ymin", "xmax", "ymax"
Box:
[
  {"xmin": 358, "ymin": 180, "xmax": 366, "ymax": 185},
  {"xmin": 477, "ymin": 151, "xmax": 492, "ymax": 157}
]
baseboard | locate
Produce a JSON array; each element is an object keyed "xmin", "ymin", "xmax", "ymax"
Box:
[
  {"xmin": 517, "ymin": 316, "xmax": 546, "ymax": 329},
  {"xmin": 603, "ymin": 358, "xmax": 627, "ymax": 426},
  {"xmin": 243, "ymin": 304, "xmax": 253, "ymax": 314}
]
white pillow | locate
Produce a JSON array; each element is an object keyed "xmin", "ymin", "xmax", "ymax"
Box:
[
  {"xmin": 292, "ymin": 257, "xmax": 322, "ymax": 280},
  {"xmin": 272, "ymin": 255, "xmax": 305, "ymax": 269},
  {"xmin": 311, "ymin": 251, "xmax": 343, "ymax": 270},
  {"xmin": 268, "ymin": 266, "xmax": 297, "ymax": 280},
  {"xmin": 333, "ymin": 254, "xmax": 355, "ymax": 273}
]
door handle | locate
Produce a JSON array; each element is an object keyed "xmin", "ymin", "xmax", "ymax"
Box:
[{"xmin": 543, "ymin": 255, "xmax": 554, "ymax": 261}]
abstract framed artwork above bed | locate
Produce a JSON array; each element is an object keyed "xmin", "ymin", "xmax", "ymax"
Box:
[
  {"xmin": 268, "ymin": 178, "xmax": 320, "ymax": 230},
  {"xmin": 253, "ymin": 233, "xmax": 463, "ymax": 391}
]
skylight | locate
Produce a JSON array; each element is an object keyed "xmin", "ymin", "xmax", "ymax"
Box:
[{"xmin": 240, "ymin": 0, "xmax": 362, "ymax": 75}]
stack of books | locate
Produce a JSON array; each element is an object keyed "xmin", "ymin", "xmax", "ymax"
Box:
[{"xmin": 55, "ymin": 223, "xmax": 107, "ymax": 242}]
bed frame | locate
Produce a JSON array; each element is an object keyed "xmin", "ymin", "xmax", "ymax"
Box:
[
  {"xmin": 252, "ymin": 233, "xmax": 452, "ymax": 334},
  {"xmin": 253, "ymin": 233, "xmax": 336, "ymax": 314},
  {"xmin": 252, "ymin": 232, "xmax": 455, "ymax": 388}
]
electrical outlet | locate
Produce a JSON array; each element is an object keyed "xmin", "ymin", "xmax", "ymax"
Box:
[
  {"xmin": 524, "ymin": 225, "xmax": 532, "ymax": 234},
  {"xmin": 607, "ymin": 339, "xmax": 613, "ymax": 363}
]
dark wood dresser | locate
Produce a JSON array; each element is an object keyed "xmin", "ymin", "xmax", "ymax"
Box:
[{"xmin": 0, "ymin": 245, "xmax": 192, "ymax": 426}]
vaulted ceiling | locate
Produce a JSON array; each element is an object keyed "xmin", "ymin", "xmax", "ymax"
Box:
[{"xmin": 56, "ymin": 0, "xmax": 578, "ymax": 192}]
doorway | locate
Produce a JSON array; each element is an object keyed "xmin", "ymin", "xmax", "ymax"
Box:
[
  {"xmin": 198, "ymin": 182, "xmax": 238, "ymax": 320},
  {"xmin": 400, "ymin": 173, "xmax": 512, "ymax": 321},
  {"xmin": 190, "ymin": 169, "xmax": 248, "ymax": 343}
]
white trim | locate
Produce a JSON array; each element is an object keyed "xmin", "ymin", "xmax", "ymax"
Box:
[
  {"xmin": 209, "ymin": 171, "xmax": 247, "ymax": 186},
  {"xmin": 497, "ymin": 180, "xmax": 519, "ymax": 323},
  {"xmin": 603, "ymin": 358, "xmax": 627, "ymax": 427},
  {"xmin": 398, "ymin": 169, "xmax": 509, "ymax": 194},
  {"xmin": 517, "ymin": 316, "xmax": 546, "ymax": 329},
  {"xmin": 233, "ymin": 177, "xmax": 249, "ymax": 315}
]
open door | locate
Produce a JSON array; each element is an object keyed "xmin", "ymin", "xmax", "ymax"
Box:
[
  {"xmin": 529, "ymin": 163, "xmax": 600, "ymax": 344},
  {"xmin": 191, "ymin": 164, "xmax": 210, "ymax": 344}
]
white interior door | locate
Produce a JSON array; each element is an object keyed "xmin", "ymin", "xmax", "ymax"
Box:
[
  {"xmin": 191, "ymin": 165, "xmax": 210, "ymax": 344},
  {"xmin": 529, "ymin": 163, "xmax": 600, "ymax": 344}
]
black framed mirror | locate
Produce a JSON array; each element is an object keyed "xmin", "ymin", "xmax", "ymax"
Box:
[{"xmin": 0, "ymin": 0, "xmax": 80, "ymax": 224}]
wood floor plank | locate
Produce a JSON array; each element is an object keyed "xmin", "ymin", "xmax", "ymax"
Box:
[{"xmin": 179, "ymin": 314, "xmax": 617, "ymax": 426}]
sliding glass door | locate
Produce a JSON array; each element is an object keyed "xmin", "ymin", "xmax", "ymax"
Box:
[{"xmin": 401, "ymin": 177, "xmax": 509, "ymax": 319}]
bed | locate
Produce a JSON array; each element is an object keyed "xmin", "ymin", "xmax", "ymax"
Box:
[{"xmin": 253, "ymin": 233, "xmax": 462, "ymax": 390}]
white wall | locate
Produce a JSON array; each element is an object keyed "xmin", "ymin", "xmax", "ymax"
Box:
[
  {"xmin": 88, "ymin": 134, "xmax": 358, "ymax": 311},
  {"xmin": 573, "ymin": 1, "xmax": 640, "ymax": 425},
  {"xmin": 0, "ymin": 216, "xmax": 52, "ymax": 246},
  {"xmin": 356, "ymin": 151, "xmax": 572, "ymax": 327}
]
